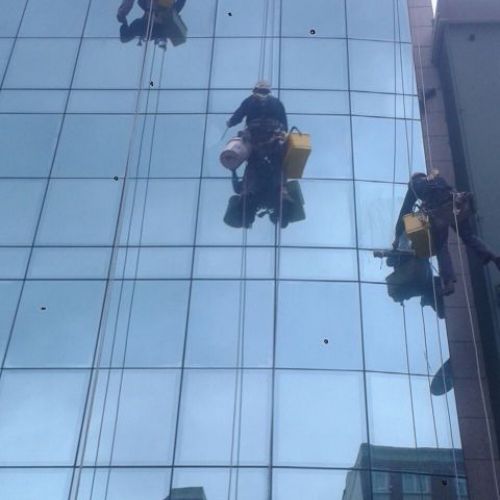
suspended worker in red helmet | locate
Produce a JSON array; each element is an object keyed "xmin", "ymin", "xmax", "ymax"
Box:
[{"xmin": 394, "ymin": 170, "xmax": 500, "ymax": 296}]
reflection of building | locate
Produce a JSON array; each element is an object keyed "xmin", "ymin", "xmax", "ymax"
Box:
[
  {"xmin": 164, "ymin": 487, "xmax": 207, "ymax": 500},
  {"xmin": 343, "ymin": 444, "xmax": 467, "ymax": 499}
]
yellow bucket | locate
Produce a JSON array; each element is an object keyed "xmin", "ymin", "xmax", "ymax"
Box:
[
  {"xmin": 403, "ymin": 212, "xmax": 434, "ymax": 258},
  {"xmin": 283, "ymin": 127, "xmax": 311, "ymax": 179}
]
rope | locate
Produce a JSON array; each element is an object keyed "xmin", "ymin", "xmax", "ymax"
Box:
[
  {"xmin": 452, "ymin": 194, "xmax": 500, "ymax": 498},
  {"xmin": 69, "ymin": 2, "xmax": 158, "ymax": 498}
]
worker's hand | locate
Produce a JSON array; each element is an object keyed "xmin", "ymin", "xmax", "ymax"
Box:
[
  {"xmin": 117, "ymin": 10, "xmax": 127, "ymax": 23},
  {"xmin": 392, "ymin": 239, "xmax": 399, "ymax": 250}
]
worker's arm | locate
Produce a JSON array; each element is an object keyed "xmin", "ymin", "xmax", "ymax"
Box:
[
  {"xmin": 175, "ymin": 0, "xmax": 187, "ymax": 12},
  {"xmin": 117, "ymin": 0, "xmax": 135, "ymax": 22},
  {"xmin": 277, "ymin": 99, "xmax": 288, "ymax": 131},
  {"xmin": 394, "ymin": 187, "xmax": 417, "ymax": 246},
  {"xmin": 227, "ymin": 97, "xmax": 251, "ymax": 128}
]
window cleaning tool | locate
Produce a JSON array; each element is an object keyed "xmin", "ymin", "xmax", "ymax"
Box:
[{"xmin": 220, "ymin": 137, "xmax": 252, "ymax": 170}]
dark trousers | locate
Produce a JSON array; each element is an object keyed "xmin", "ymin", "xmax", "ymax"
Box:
[{"xmin": 431, "ymin": 209, "xmax": 496, "ymax": 285}]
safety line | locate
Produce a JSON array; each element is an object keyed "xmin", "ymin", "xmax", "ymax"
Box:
[
  {"xmin": 452, "ymin": 194, "xmax": 500, "ymax": 499},
  {"xmin": 69, "ymin": 2, "xmax": 158, "ymax": 498}
]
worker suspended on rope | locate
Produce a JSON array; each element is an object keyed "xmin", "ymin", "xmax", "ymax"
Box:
[
  {"xmin": 223, "ymin": 81, "xmax": 305, "ymax": 228},
  {"xmin": 117, "ymin": 0, "xmax": 187, "ymax": 47},
  {"xmin": 394, "ymin": 170, "xmax": 500, "ymax": 296}
]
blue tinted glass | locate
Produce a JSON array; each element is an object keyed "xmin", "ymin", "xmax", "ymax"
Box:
[
  {"xmin": 281, "ymin": 39, "xmax": 348, "ymax": 90},
  {"xmin": 0, "ymin": 114, "xmax": 62, "ymax": 177},
  {"xmin": 120, "ymin": 179, "xmax": 198, "ymax": 245},
  {"xmin": 5, "ymin": 281, "xmax": 105, "ymax": 368},
  {"xmin": 281, "ymin": 90, "xmax": 350, "ymax": 115},
  {"xmin": 176, "ymin": 369, "xmax": 271, "ymax": 465},
  {"xmin": 0, "ymin": 180, "xmax": 45, "ymax": 245},
  {"xmin": 216, "ymin": 0, "xmax": 274, "ymax": 37},
  {"xmin": 0, "ymin": 249, "xmax": 29, "ymax": 278},
  {"xmin": 102, "ymin": 280, "xmax": 189, "ymax": 368},
  {"xmin": 37, "ymin": 179, "xmax": 122, "ymax": 245},
  {"xmin": 67, "ymin": 90, "xmax": 138, "ymax": 114},
  {"xmin": 0, "ymin": 0, "xmax": 27, "ymax": 36},
  {"xmin": 275, "ymin": 370, "xmax": 366, "ymax": 467},
  {"xmin": 77, "ymin": 468, "xmax": 171, "ymax": 500},
  {"xmin": 0, "ymin": 38, "xmax": 14, "ymax": 80},
  {"xmin": 351, "ymin": 92, "xmax": 419, "ymax": 119},
  {"xmin": 282, "ymin": 0, "xmax": 346, "ymax": 37},
  {"xmin": 288, "ymin": 114, "xmax": 352, "ymax": 179},
  {"xmin": 0, "ymin": 90, "xmax": 67, "ymax": 112},
  {"xmin": 19, "ymin": 0, "xmax": 89, "ymax": 37},
  {"xmin": 0, "ymin": 469, "xmax": 71, "ymax": 500},
  {"xmin": 281, "ymin": 180, "xmax": 356, "ymax": 248},
  {"xmin": 0, "ymin": 281, "xmax": 23, "ymax": 361},
  {"xmin": 277, "ymin": 282, "xmax": 363, "ymax": 370},
  {"xmin": 53, "ymin": 114, "xmax": 134, "ymax": 178},
  {"xmin": 0, "ymin": 369, "xmax": 88, "ymax": 465},
  {"xmin": 28, "ymin": 248, "xmax": 110, "ymax": 279},
  {"xmin": 4, "ymin": 39, "xmax": 79, "ymax": 89},
  {"xmin": 186, "ymin": 281, "xmax": 274, "ymax": 368}
]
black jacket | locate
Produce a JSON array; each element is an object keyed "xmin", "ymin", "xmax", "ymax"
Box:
[
  {"xmin": 395, "ymin": 175, "xmax": 453, "ymax": 239},
  {"xmin": 228, "ymin": 94, "xmax": 288, "ymax": 130}
]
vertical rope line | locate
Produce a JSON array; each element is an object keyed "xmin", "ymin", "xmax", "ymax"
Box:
[
  {"xmin": 70, "ymin": 2, "xmax": 157, "ymax": 498},
  {"xmin": 452, "ymin": 196, "xmax": 500, "ymax": 499},
  {"xmin": 420, "ymin": 306, "xmax": 440, "ymax": 448},
  {"xmin": 391, "ymin": 0, "xmax": 399, "ymax": 228},
  {"xmin": 102, "ymin": 45, "xmax": 167, "ymax": 500}
]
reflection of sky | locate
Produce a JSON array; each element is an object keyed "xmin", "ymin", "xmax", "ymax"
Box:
[{"xmin": 432, "ymin": 0, "xmax": 438, "ymax": 14}]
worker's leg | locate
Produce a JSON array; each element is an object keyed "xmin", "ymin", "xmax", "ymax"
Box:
[
  {"xmin": 453, "ymin": 216, "xmax": 498, "ymax": 265},
  {"xmin": 432, "ymin": 217, "xmax": 456, "ymax": 295}
]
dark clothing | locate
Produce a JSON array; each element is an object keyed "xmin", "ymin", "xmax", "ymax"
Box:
[
  {"xmin": 119, "ymin": 0, "xmax": 185, "ymax": 18},
  {"xmin": 228, "ymin": 95, "xmax": 288, "ymax": 131},
  {"xmin": 395, "ymin": 175, "xmax": 497, "ymax": 285}
]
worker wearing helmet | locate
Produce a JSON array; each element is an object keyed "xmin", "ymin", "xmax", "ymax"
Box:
[
  {"xmin": 394, "ymin": 170, "xmax": 500, "ymax": 296},
  {"xmin": 226, "ymin": 81, "xmax": 288, "ymax": 132}
]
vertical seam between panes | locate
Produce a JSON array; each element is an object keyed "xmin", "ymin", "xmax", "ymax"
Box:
[{"xmin": 344, "ymin": 0, "xmax": 374, "ymax": 497}]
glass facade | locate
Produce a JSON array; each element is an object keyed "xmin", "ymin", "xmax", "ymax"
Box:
[{"xmin": 0, "ymin": 0, "xmax": 467, "ymax": 499}]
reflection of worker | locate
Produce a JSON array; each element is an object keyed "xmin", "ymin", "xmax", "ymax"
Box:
[
  {"xmin": 117, "ymin": 0, "xmax": 186, "ymax": 45},
  {"xmin": 394, "ymin": 171, "xmax": 500, "ymax": 295}
]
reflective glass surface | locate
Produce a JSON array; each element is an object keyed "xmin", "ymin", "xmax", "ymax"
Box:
[{"xmin": 0, "ymin": 0, "xmax": 467, "ymax": 498}]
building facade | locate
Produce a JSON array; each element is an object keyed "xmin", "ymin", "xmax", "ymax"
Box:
[{"xmin": 0, "ymin": 0, "xmax": 476, "ymax": 498}]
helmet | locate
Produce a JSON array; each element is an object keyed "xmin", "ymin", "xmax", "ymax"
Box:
[
  {"xmin": 253, "ymin": 80, "xmax": 271, "ymax": 94},
  {"xmin": 411, "ymin": 172, "xmax": 427, "ymax": 180}
]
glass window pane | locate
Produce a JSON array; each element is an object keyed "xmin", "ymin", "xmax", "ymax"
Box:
[
  {"xmin": 0, "ymin": 249, "xmax": 29, "ymax": 279},
  {"xmin": 353, "ymin": 116, "xmax": 424, "ymax": 182},
  {"xmin": 0, "ymin": 281, "xmax": 23, "ymax": 361},
  {"xmin": 193, "ymin": 247, "xmax": 275, "ymax": 280},
  {"xmin": 102, "ymin": 281, "xmax": 189, "ymax": 368},
  {"xmin": 120, "ymin": 179, "xmax": 198, "ymax": 246},
  {"xmin": 28, "ymin": 248, "xmax": 110, "ymax": 279},
  {"xmin": 274, "ymin": 468, "xmax": 370, "ymax": 500},
  {"xmin": 20, "ymin": 0, "xmax": 89, "ymax": 37},
  {"xmin": 281, "ymin": 180, "xmax": 356, "ymax": 248},
  {"xmin": 212, "ymin": 38, "xmax": 278, "ymax": 89},
  {"xmin": 0, "ymin": 90, "xmax": 67, "ymax": 113},
  {"xmin": 37, "ymin": 179, "xmax": 121, "ymax": 245},
  {"xmin": 362, "ymin": 283, "xmax": 408, "ymax": 373},
  {"xmin": 275, "ymin": 370, "xmax": 366, "ymax": 467},
  {"xmin": 4, "ymin": 39, "xmax": 79, "ymax": 89},
  {"xmin": 216, "ymin": 0, "xmax": 276, "ymax": 37},
  {"xmin": 0, "ymin": 38, "xmax": 13, "ymax": 80},
  {"xmin": 84, "ymin": 369, "xmax": 180, "ymax": 465},
  {"xmin": 77, "ymin": 468, "xmax": 171, "ymax": 500},
  {"xmin": 0, "ymin": 469, "xmax": 71, "ymax": 500},
  {"xmin": 355, "ymin": 180, "xmax": 406, "ymax": 249},
  {"xmin": 186, "ymin": 281, "xmax": 273, "ymax": 368},
  {"xmin": 282, "ymin": 0, "xmax": 346, "ymax": 37},
  {"xmin": 5, "ymin": 281, "xmax": 105, "ymax": 368},
  {"xmin": 351, "ymin": 92, "xmax": 419, "ymax": 119},
  {"xmin": 0, "ymin": 180, "xmax": 45, "ymax": 245},
  {"xmin": 176, "ymin": 370, "xmax": 271, "ymax": 465},
  {"xmin": 0, "ymin": 369, "xmax": 89, "ymax": 465},
  {"xmin": 289, "ymin": 114, "xmax": 352, "ymax": 179},
  {"xmin": 53, "ymin": 114, "xmax": 134, "ymax": 178},
  {"xmin": 0, "ymin": 0, "xmax": 27, "ymax": 36},
  {"xmin": 347, "ymin": 0, "xmax": 410, "ymax": 42},
  {"xmin": 281, "ymin": 90, "xmax": 350, "ymax": 115},
  {"xmin": 0, "ymin": 114, "xmax": 62, "ymax": 177},
  {"xmin": 277, "ymin": 282, "xmax": 363, "ymax": 370},
  {"xmin": 349, "ymin": 40, "xmax": 415, "ymax": 94},
  {"xmin": 281, "ymin": 39, "xmax": 348, "ymax": 90}
]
